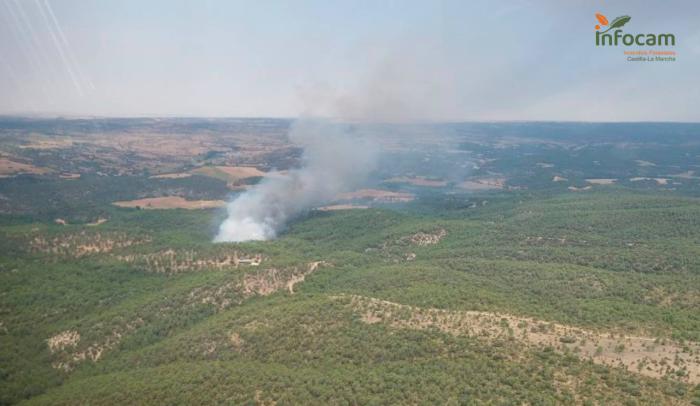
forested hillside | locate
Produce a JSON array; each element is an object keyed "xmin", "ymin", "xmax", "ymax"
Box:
[{"xmin": 2, "ymin": 190, "xmax": 699, "ymax": 405}]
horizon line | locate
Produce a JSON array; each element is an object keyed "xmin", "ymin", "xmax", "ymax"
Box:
[{"xmin": 1, "ymin": 114, "xmax": 699, "ymax": 125}]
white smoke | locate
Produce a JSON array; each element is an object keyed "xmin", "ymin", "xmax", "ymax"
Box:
[
  {"xmin": 214, "ymin": 46, "xmax": 457, "ymax": 243},
  {"xmin": 214, "ymin": 119, "xmax": 378, "ymax": 242}
]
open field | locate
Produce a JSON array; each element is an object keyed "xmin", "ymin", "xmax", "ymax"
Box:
[
  {"xmin": 316, "ymin": 204, "xmax": 369, "ymax": 211},
  {"xmin": 586, "ymin": 178, "xmax": 617, "ymax": 185},
  {"xmin": 149, "ymin": 173, "xmax": 192, "ymax": 179},
  {"xmin": 386, "ymin": 176, "xmax": 448, "ymax": 187},
  {"xmin": 113, "ymin": 196, "xmax": 226, "ymax": 209},
  {"xmin": 337, "ymin": 188, "xmax": 415, "ymax": 202},
  {"xmin": 458, "ymin": 177, "xmax": 505, "ymax": 190},
  {"xmin": 0, "ymin": 157, "xmax": 51, "ymax": 177},
  {"xmin": 191, "ymin": 166, "xmax": 266, "ymax": 182}
]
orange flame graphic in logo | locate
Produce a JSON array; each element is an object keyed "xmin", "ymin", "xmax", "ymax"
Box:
[{"xmin": 595, "ymin": 13, "xmax": 608, "ymax": 30}]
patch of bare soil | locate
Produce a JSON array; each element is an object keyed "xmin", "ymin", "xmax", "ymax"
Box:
[
  {"xmin": 86, "ymin": 218, "xmax": 108, "ymax": 226},
  {"xmin": 149, "ymin": 172, "xmax": 192, "ymax": 179},
  {"xmin": 524, "ymin": 235, "xmax": 588, "ymax": 247},
  {"xmin": 316, "ymin": 204, "xmax": 369, "ymax": 211},
  {"xmin": 49, "ymin": 262, "xmax": 324, "ymax": 370},
  {"xmin": 187, "ymin": 262, "xmax": 326, "ymax": 311},
  {"xmin": 643, "ymin": 287, "xmax": 700, "ymax": 309},
  {"xmin": 29, "ymin": 231, "xmax": 145, "ymax": 258},
  {"xmin": 228, "ymin": 332, "xmax": 244, "ymax": 351},
  {"xmin": 668, "ymin": 171, "xmax": 699, "ymax": 180},
  {"xmin": 586, "ymin": 178, "xmax": 617, "ymax": 185},
  {"xmin": 404, "ymin": 228, "xmax": 447, "ymax": 246},
  {"xmin": 49, "ymin": 318, "xmax": 144, "ymax": 372},
  {"xmin": 367, "ymin": 229, "xmax": 447, "ymax": 263},
  {"xmin": 192, "ymin": 166, "xmax": 266, "ymax": 182},
  {"xmin": 568, "ymin": 186, "xmax": 592, "ymax": 192},
  {"xmin": 386, "ymin": 176, "xmax": 447, "ymax": 187},
  {"xmin": 113, "ymin": 196, "xmax": 225, "ymax": 210},
  {"xmin": 341, "ymin": 295, "xmax": 700, "ymax": 384},
  {"xmin": 630, "ymin": 177, "xmax": 670, "ymax": 185},
  {"xmin": 241, "ymin": 261, "xmax": 325, "ymax": 296},
  {"xmin": 337, "ymin": 189, "xmax": 415, "ymax": 203},
  {"xmin": 117, "ymin": 250, "xmax": 262, "ymax": 274},
  {"xmin": 47, "ymin": 330, "xmax": 80, "ymax": 353},
  {"xmin": 0, "ymin": 157, "xmax": 51, "ymax": 177},
  {"xmin": 227, "ymin": 184, "xmax": 252, "ymax": 191},
  {"xmin": 458, "ymin": 178, "xmax": 505, "ymax": 190}
]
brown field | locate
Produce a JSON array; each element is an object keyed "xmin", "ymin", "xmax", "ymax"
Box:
[
  {"xmin": 149, "ymin": 173, "xmax": 192, "ymax": 179},
  {"xmin": 90, "ymin": 133, "xmax": 226, "ymax": 157},
  {"xmin": 113, "ymin": 196, "xmax": 225, "ymax": 210},
  {"xmin": 86, "ymin": 218, "xmax": 108, "ymax": 226},
  {"xmin": 568, "ymin": 186, "xmax": 592, "ymax": 192},
  {"xmin": 316, "ymin": 204, "xmax": 369, "ymax": 211},
  {"xmin": 30, "ymin": 231, "xmax": 145, "ymax": 258},
  {"xmin": 0, "ymin": 157, "xmax": 51, "ymax": 177},
  {"xmin": 3, "ymin": 127, "xmax": 293, "ymax": 176},
  {"xmin": 227, "ymin": 184, "xmax": 252, "ymax": 191},
  {"xmin": 342, "ymin": 295, "xmax": 700, "ymax": 384},
  {"xmin": 586, "ymin": 178, "xmax": 617, "ymax": 185},
  {"xmin": 630, "ymin": 177, "xmax": 670, "ymax": 185},
  {"xmin": 18, "ymin": 137, "xmax": 74, "ymax": 150},
  {"xmin": 192, "ymin": 166, "xmax": 266, "ymax": 181},
  {"xmin": 386, "ymin": 176, "xmax": 447, "ymax": 187},
  {"xmin": 668, "ymin": 170, "xmax": 699, "ymax": 180},
  {"xmin": 337, "ymin": 188, "xmax": 415, "ymax": 202},
  {"xmin": 458, "ymin": 177, "xmax": 505, "ymax": 190}
]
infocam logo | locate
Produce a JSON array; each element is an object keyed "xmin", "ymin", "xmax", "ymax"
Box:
[{"xmin": 594, "ymin": 13, "xmax": 675, "ymax": 46}]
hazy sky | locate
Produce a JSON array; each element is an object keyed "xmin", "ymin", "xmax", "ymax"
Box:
[{"xmin": 1, "ymin": 0, "xmax": 698, "ymax": 121}]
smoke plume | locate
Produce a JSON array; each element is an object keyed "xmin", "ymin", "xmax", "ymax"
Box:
[
  {"xmin": 214, "ymin": 47, "xmax": 454, "ymax": 243},
  {"xmin": 214, "ymin": 119, "xmax": 378, "ymax": 242}
]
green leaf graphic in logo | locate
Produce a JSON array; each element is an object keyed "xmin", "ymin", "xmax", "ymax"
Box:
[{"xmin": 600, "ymin": 15, "xmax": 631, "ymax": 33}]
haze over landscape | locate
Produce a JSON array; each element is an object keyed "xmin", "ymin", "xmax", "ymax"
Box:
[{"xmin": 1, "ymin": 0, "xmax": 700, "ymax": 120}]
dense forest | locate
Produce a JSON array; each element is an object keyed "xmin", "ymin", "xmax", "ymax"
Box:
[
  {"xmin": 1, "ymin": 189, "xmax": 699, "ymax": 405},
  {"xmin": 1, "ymin": 120, "xmax": 700, "ymax": 404}
]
